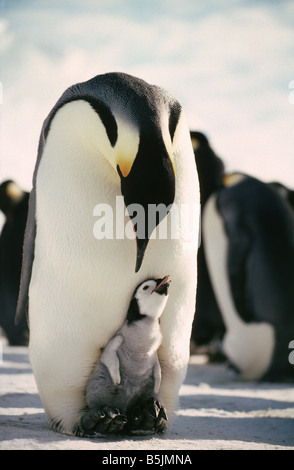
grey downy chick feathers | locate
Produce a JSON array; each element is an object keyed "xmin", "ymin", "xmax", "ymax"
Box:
[{"xmin": 83, "ymin": 276, "xmax": 170, "ymax": 432}]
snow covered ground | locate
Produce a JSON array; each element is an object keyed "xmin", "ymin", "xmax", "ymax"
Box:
[{"xmin": 1, "ymin": 345, "xmax": 293, "ymax": 450}]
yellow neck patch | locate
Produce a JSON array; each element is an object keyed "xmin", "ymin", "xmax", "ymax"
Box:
[
  {"xmin": 223, "ymin": 172, "xmax": 246, "ymax": 187},
  {"xmin": 6, "ymin": 182, "xmax": 25, "ymax": 204},
  {"xmin": 115, "ymin": 115, "xmax": 140, "ymax": 177}
]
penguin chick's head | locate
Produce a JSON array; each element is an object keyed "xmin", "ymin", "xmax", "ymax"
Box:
[{"xmin": 127, "ymin": 275, "xmax": 171, "ymax": 324}]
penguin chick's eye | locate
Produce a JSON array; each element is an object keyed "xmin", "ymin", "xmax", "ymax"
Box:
[{"xmin": 143, "ymin": 285, "xmax": 149, "ymax": 291}]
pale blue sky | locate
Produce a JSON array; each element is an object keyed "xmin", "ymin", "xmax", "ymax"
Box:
[{"xmin": 1, "ymin": 0, "xmax": 294, "ymax": 190}]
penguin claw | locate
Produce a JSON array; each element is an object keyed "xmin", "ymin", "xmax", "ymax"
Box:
[
  {"xmin": 107, "ymin": 414, "xmax": 128, "ymax": 434},
  {"xmin": 158, "ymin": 403, "xmax": 167, "ymax": 422},
  {"xmin": 126, "ymin": 397, "xmax": 168, "ymax": 435},
  {"xmin": 147, "ymin": 398, "xmax": 159, "ymax": 418},
  {"xmin": 79, "ymin": 406, "xmax": 127, "ymax": 437}
]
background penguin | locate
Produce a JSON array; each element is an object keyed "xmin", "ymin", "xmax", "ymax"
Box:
[
  {"xmin": 189, "ymin": 132, "xmax": 226, "ymax": 358},
  {"xmin": 0, "ymin": 180, "xmax": 29, "ymax": 345},
  {"xmin": 269, "ymin": 181, "xmax": 294, "ymax": 210},
  {"xmin": 16, "ymin": 72, "xmax": 199, "ymax": 436},
  {"xmin": 190, "ymin": 131, "xmax": 224, "ymax": 205},
  {"xmin": 202, "ymin": 172, "xmax": 294, "ymax": 381},
  {"xmin": 80, "ymin": 276, "xmax": 170, "ymax": 437}
]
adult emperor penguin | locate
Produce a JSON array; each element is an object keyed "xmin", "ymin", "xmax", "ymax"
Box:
[
  {"xmin": 269, "ymin": 181, "xmax": 294, "ymax": 210},
  {"xmin": 16, "ymin": 72, "xmax": 200, "ymax": 435},
  {"xmin": 202, "ymin": 173, "xmax": 294, "ymax": 381},
  {"xmin": 81, "ymin": 276, "xmax": 171, "ymax": 437},
  {"xmin": 189, "ymin": 132, "xmax": 225, "ymax": 353}
]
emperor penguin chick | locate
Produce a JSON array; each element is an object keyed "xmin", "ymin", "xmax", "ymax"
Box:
[{"xmin": 80, "ymin": 276, "xmax": 171, "ymax": 436}]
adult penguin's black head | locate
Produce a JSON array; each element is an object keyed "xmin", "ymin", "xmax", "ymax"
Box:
[
  {"xmin": 190, "ymin": 131, "xmax": 225, "ymax": 206},
  {"xmin": 117, "ymin": 129, "xmax": 176, "ymax": 272},
  {"xmin": 112, "ymin": 74, "xmax": 180, "ymax": 272},
  {"xmin": 37, "ymin": 72, "xmax": 181, "ymax": 273}
]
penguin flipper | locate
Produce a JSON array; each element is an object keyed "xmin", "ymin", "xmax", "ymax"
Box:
[
  {"xmin": 100, "ymin": 334, "xmax": 123, "ymax": 386},
  {"xmin": 15, "ymin": 119, "xmax": 49, "ymax": 326},
  {"xmin": 15, "ymin": 185, "xmax": 37, "ymax": 325},
  {"xmin": 217, "ymin": 189, "xmax": 252, "ymax": 322},
  {"xmin": 153, "ymin": 356, "xmax": 161, "ymax": 394}
]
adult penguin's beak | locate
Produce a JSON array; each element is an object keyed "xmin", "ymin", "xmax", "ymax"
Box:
[{"xmin": 135, "ymin": 238, "xmax": 149, "ymax": 273}]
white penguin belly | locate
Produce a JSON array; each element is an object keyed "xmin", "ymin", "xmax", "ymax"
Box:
[{"xmin": 202, "ymin": 194, "xmax": 275, "ymax": 380}]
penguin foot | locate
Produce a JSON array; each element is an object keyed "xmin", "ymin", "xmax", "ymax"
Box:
[
  {"xmin": 78, "ymin": 406, "xmax": 127, "ymax": 437},
  {"xmin": 126, "ymin": 397, "xmax": 168, "ymax": 435}
]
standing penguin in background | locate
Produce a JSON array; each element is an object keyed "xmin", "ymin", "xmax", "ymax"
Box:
[
  {"xmin": 269, "ymin": 181, "xmax": 294, "ymax": 210},
  {"xmin": 203, "ymin": 173, "xmax": 294, "ymax": 381},
  {"xmin": 0, "ymin": 180, "xmax": 29, "ymax": 345},
  {"xmin": 189, "ymin": 132, "xmax": 225, "ymax": 355},
  {"xmin": 16, "ymin": 72, "xmax": 200, "ymax": 436}
]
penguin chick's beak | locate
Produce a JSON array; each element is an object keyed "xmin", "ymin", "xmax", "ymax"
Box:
[{"xmin": 153, "ymin": 275, "xmax": 171, "ymax": 295}]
